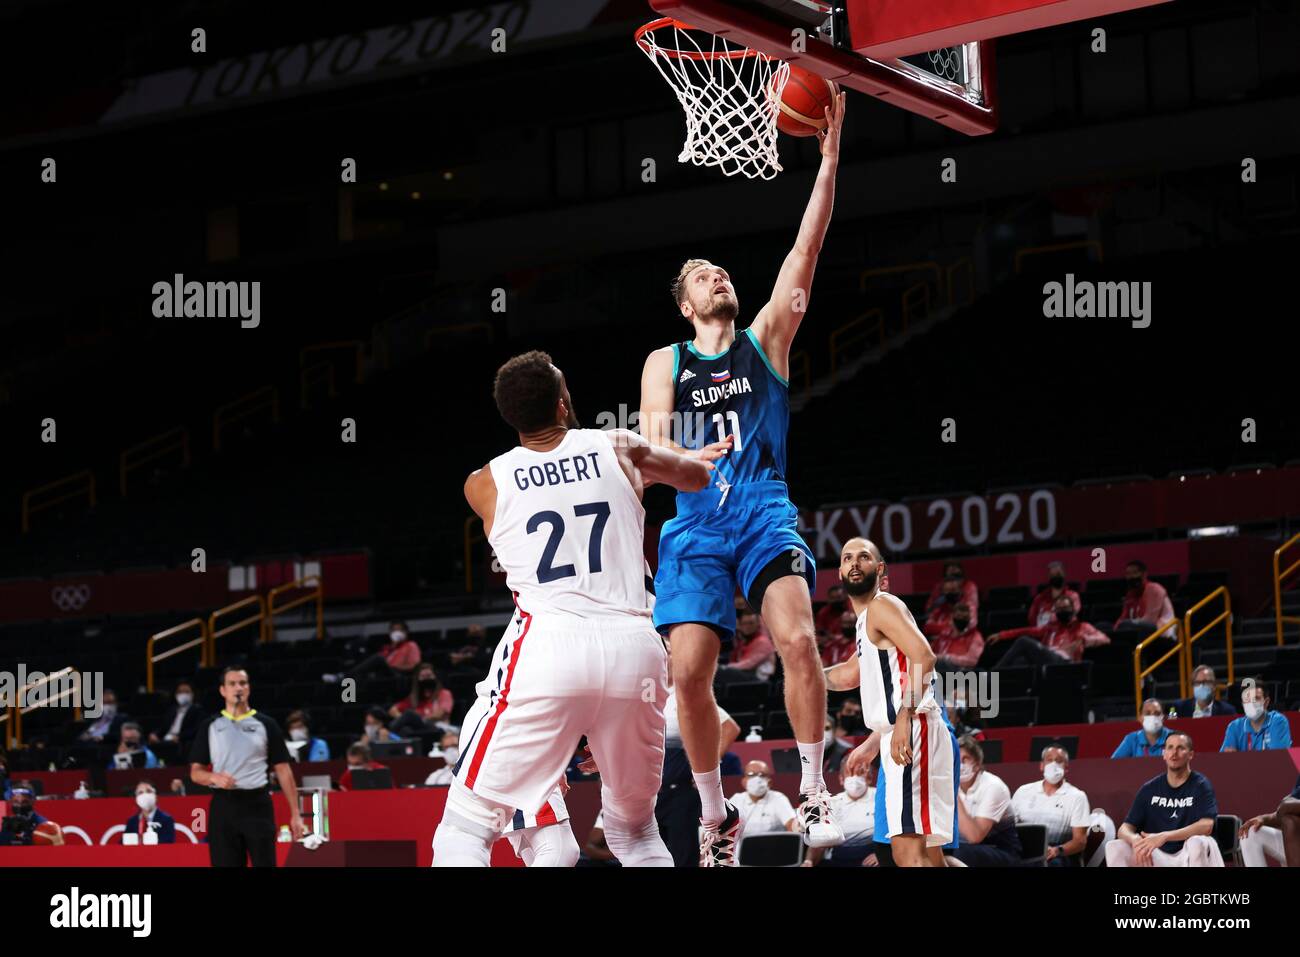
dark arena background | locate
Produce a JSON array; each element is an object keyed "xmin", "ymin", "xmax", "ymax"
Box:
[{"xmin": 1, "ymin": 0, "xmax": 1298, "ymax": 934}]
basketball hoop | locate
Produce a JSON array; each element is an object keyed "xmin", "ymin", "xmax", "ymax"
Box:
[{"xmin": 635, "ymin": 17, "xmax": 791, "ymax": 180}]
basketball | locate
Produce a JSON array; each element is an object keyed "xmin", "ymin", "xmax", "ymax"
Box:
[
  {"xmin": 32, "ymin": 822, "xmax": 61, "ymax": 845},
  {"xmin": 774, "ymin": 64, "xmax": 838, "ymax": 138}
]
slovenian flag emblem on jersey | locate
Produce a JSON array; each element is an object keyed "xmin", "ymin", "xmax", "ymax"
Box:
[{"xmin": 711, "ymin": 370, "xmax": 731, "ymax": 383}]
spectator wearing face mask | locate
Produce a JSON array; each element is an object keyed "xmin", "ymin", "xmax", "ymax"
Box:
[
  {"xmin": 1111, "ymin": 699, "xmax": 1171, "ymax": 758},
  {"xmin": 449, "ymin": 623, "xmax": 493, "ymax": 672},
  {"xmin": 108, "ymin": 722, "xmax": 160, "ymax": 769},
  {"xmin": 924, "ymin": 563, "xmax": 980, "ymax": 622},
  {"xmin": 945, "ymin": 693, "xmax": 983, "ymax": 741},
  {"xmin": 823, "ymin": 712, "xmax": 856, "ymax": 775},
  {"xmin": 1027, "ymin": 561, "xmax": 1081, "ymax": 628},
  {"xmin": 802, "ymin": 767, "xmax": 877, "ymax": 867},
  {"xmin": 987, "ymin": 596, "xmax": 1109, "ymax": 668},
  {"xmin": 1221, "ymin": 679, "xmax": 1292, "ymax": 752},
  {"xmin": 815, "ymin": 584, "xmax": 850, "ymax": 640},
  {"xmin": 1166, "ymin": 665, "xmax": 1237, "ymax": 719},
  {"xmin": 1113, "ymin": 561, "xmax": 1176, "ymax": 640},
  {"xmin": 124, "ymin": 781, "xmax": 176, "ymax": 844},
  {"xmin": 389, "ymin": 663, "xmax": 456, "ymax": 737},
  {"xmin": 729, "ymin": 760, "xmax": 797, "ymax": 835},
  {"xmin": 284, "ymin": 710, "xmax": 330, "ymax": 763},
  {"xmin": 424, "ymin": 732, "xmax": 459, "ymax": 786},
  {"xmin": 1010, "ymin": 745, "xmax": 1090, "ymax": 866},
  {"xmin": 717, "ymin": 609, "xmax": 776, "ymax": 684},
  {"xmin": 1106, "ymin": 731, "xmax": 1223, "ymax": 867},
  {"xmin": 79, "ymin": 688, "xmax": 125, "ymax": 743},
  {"xmin": 148, "ymin": 680, "xmax": 206, "ymax": 762},
  {"xmin": 338, "ymin": 743, "xmax": 387, "ymax": 791},
  {"xmin": 0, "ymin": 785, "xmax": 63, "ymax": 846},
  {"xmin": 927, "ymin": 601, "xmax": 985, "ymax": 671},
  {"xmin": 1238, "ymin": 773, "xmax": 1300, "ymax": 867},
  {"xmin": 952, "ymin": 735, "xmax": 1021, "ymax": 866},
  {"xmin": 342, "ymin": 621, "xmax": 422, "ymax": 681},
  {"xmin": 359, "ymin": 706, "xmax": 401, "ymax": 746},
  {"xmin": 819, "ymin": 609, "xmax": 857, "ymax": 666}
]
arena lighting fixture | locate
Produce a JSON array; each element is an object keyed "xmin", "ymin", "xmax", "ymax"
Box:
[
  {"xmin": 379, "ymin": 182, "xmax": 389, "ymax": 191},
  {"xmin": 1188, "ymin": 525, "xmax": 1239, "ymax": 539}
]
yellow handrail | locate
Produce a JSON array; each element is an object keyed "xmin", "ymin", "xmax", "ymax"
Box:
[
  {"xmin": 10, "ymin": 668, "xmax": 83, "ymax": 748},
  {"xmin": 465, "ymin": 516, "xmax": 485, "ymax": 593},
  {"xmin": 788, "ymin": 350, "xmax": 811, "ymax": 402},
  {"xmin": 208, "ymin": 595, "xmax": 267, "ymax": 661},
  {"xmin": 1014, "ymin": 239, "xmax": 1104, "ymax": 274},
  {"xmin": 213, "ymin": 386, "xmax": 280, "ymax": 452},
  {"xmin": 1183, "ymin": 587, "xmax": 1233, "ymax": 695},
  {"xmin": 859, "ymin": 261, "xmax": 941, "ymax": 295},
  {"xmin": 1133, "ymin": 617, "xmax": 1182, "ymax": 719},
  {"xmin": 21, "ymin": 470, "xmax": 96, "ymax": 534},
  {"xmin": 120, "ymin": 427, "xmax": 190, "ymax": 497},
  {"xmin": 147, "ymin": 618, "xmax": 209, "ymax": 693},
  {"xmin": 829, "ymin": 308, "xmax": 884, "ymax": 377},
  {"xmin": 266, "ymin": 575, "xmax": 324, "ymax": 643},
  {"xmin": 300, "ymin": 340, "xmax": 364, "ymax": 385},
  {"xmin": 1273, "ymin": 532, "xmax": 1300, "ymax": 646}
]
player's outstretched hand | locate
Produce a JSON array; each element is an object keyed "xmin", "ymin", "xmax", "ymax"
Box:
[
  {"xmin": 818, "ymin": 89, "xmax": 846, "ymax": 160},
  {"xmin": 843, "ymin": 737, "xmax": 877, "ymax": 778},
  {"xmin": 690, "ymin": 434, "xmax": 734, "ymax": 463}
]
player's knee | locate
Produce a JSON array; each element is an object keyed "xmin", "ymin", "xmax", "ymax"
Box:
[
  {"xmin": 528, "ymin": 825, "xmax": 581, "ymax": 867},
  {"xmin": 771, "ymin": 627, "xmax": 817, "ymax": 663},
  {"xmin": 672, "ymin": 664, "xmax": 716, "ymax": 700},
  {"xmin": 1104, "ymin": 839, "xmax": 1130, "ymax": 867}
]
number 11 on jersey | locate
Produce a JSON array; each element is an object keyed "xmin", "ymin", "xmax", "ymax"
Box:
[{"xmin": 712, "ymin": 411, "xmax": 743, "ymax": 451}]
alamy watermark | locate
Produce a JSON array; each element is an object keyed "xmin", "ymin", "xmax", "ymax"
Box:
[
  {"xmin": 1043, "ymin": 273, "xmax": 1151, "ymax": 328},
  {"xmin": 0, "ymin": 666, "xmax": 104, "ymax": 717}
]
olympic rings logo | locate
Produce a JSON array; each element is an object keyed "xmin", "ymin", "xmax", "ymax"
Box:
[{"xmin": 51, "ymin": 584, "xmax": 92, "ymax": 611}]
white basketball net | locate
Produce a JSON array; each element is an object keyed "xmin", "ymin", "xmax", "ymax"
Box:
[{"xmin": 636, "ymin": 19, "xmax": 791, "ymax": 181}]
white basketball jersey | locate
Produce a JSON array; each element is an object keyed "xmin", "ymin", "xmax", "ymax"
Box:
[
  {"xmin": 855, "ymin": 596, "xmax": 940, "ymax": 734},
  {"xmin": 487, "ymin": 429, "xmax": 649, "ymax": 620}
]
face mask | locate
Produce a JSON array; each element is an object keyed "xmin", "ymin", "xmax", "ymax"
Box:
[
  {"xmin": 952, "ymin": 617, "xmax": 970, "ymax": 631},
  {"xmin": 11, "ymin": 803, "xmax": 33, "ymax": 819},
  {"xmin": 419, "ymin": 679, "xmax": 438, "ymax": 692},
  {"xmin": 840, "ymin": 712, "xmax": 865, "ymax": 733},
  {"xmin": 123, "ymin": 739, "xmax": 140, "ymax": 750},
  {"xmin": 943, "ymin": 592, "xmax": 958, "ymax": 604},
  {"xmin": 843, "ymin": 776, "xmax": 868, "ymax": 799},
  {"xmin": 1042, "ymin": 762, "xmax": 1065, "ymax": 785},
  {"xmin": 840, "ymin": 625, "xmax": 855, "ymax": 639},
  {"xmin": 960, "ymin": 763, "xmax": 976, "ymax": 784},
  {"xmin": 441, "ymin": 747, "xmax": 459, "ymax": 765},
  {"xmin": 101, "ymin": 704, "xmax": 117, "ymax": 720},
  {"xmin": 365, "ymin": 725, "xmax": 381, "ymax": 740},
  {"xmin": 823, "ymin": 730, "xmax": 835, "ymax": 748},
  {"xmin": 391, "ymin": 631, "xmax": 406, "ymax": 642},
  {"xmin": 176, "ymin": 693, "xmax": 192, "ymax": 707},
  {"xmin": 745, "ymin": 776, "xmax": 769, "ymax": 798},
  {"xmin": 1049, "ymin": 574, "xmax": 1065, "ymax": 589},
  {"xmin": 1193, "ymin": 684, "xmax": 1213, "ymax": 703},
  {"xmin": 830, "ymin": 599, "xmax": 844, "ymax": 611},
  {"xmin": 1142, "ymin": 715, "xmax": 1163, "ymax": 735},
  {"xmin": 289, "ymin": 728, "xmax": 308, "ymax": 742},
  {"xmin": 1126, "ymin": 577, "xmax": 1143, "ymax": 592},
  {"xmin": 1244, "ymin": 702, "xmax": 1264, "ymax": 721},
  {"xmin": 136, "ymin": 792, "xmax": 157, "ymax": 812},
  {"xmin": 1055, "ymin": 609, "xmax": 1073, "ymax": 624}
]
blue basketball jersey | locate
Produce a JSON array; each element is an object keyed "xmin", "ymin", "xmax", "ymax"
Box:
[{"xmin": 670, "ymin": 328, "xmax": 789, "ymax": 504}]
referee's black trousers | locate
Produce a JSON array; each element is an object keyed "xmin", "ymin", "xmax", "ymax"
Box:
[{"xmin": 209, "ymin": 789, "xmax": 277, "ymax": 867}]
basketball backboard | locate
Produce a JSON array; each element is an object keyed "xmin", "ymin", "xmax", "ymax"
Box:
[{"xmin": 646, "ymin": 0, "xmax": 1171, "ymax": 135}]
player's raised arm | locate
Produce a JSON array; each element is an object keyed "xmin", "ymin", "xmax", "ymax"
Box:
[
  {"xmin": 750, "ymin": 90, "xmax": 845, "ymax": 369},
  {"xmin": 638, "ymin": 348, "xmax": 734, "ymax": 461}
]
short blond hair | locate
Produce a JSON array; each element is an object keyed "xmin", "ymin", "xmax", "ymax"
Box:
[{"xmin": 670, "ymin": 258, "xmax": 713, "ymax": 308}]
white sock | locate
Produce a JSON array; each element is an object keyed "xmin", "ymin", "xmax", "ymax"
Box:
[
  {"xmin": 693, "ymin": 767, "xmax": 726, "ymax": 828},
  {"xmin": 797, "ymin": 741, "xmax": 825, "ymax": 795}
]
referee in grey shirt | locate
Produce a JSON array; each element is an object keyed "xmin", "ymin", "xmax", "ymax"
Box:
[{"xmin": 190, "ymin": 667, "xmax": 305, "ymax": 866}]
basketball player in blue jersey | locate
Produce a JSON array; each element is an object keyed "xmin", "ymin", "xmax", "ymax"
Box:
[{"xmin": 639, "ymin": 91, "xmax": 847, "ymax": 866}]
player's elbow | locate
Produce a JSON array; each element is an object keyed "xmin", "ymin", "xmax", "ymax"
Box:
[{"xmin": 682, "ymin": 462, "xmax": 711, "ymax": 492}]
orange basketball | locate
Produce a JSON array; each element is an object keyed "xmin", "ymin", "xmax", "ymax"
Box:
[
  {"xmin": 774, "ymin": 64, "xmax": 838, "ymax": 138},
  {"xmin": 32, "ymin": 822, "xmax": 61, "ymax": 845}
]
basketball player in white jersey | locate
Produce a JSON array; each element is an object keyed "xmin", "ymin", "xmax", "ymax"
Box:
[
  {"xmin": 824, "ymin": 537, "xmax": 955, "ymax": 866},
  {"xmin": 432, "ymin": 350, "xmax": 722, "ymax": 867}
]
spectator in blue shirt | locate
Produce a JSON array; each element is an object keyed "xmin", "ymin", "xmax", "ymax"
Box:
[
  {"xmin": 1221, "ymin": 679, "xmax": 1292, "ymax": 752},
  {"xmin": 285, "ymin": 710, "xmax": 330, "ymax": 763},
  {"xmin": 107, "ymin": 722, "xmax": 160, "ymax": 769},
  {"xmin": 1111, "ymin": 699, "xmax": 1171, "ymax": 758},
  {"xmin": 1105, "ymin": 731, "xmax": 1223, "ymax": 866}
]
